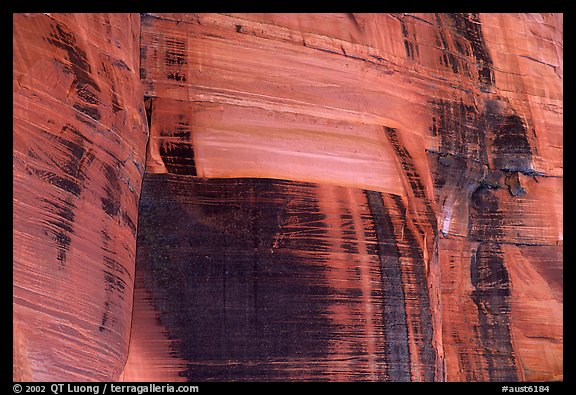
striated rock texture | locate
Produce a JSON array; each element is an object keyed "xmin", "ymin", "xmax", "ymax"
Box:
[
  {"xmin": 129, "ymin": 13, "xmax": 562, "ymax": 382},
  {"xmin": 14, "ymin": 13, "xmax": 561, "ymax": 382},
  {"xmin": 13, "ymin": 13, "xmax": 148, "ymax": 381},
  {"xmin": 128, "ymin": 176, "xmax": 439, "ymax": 381}
]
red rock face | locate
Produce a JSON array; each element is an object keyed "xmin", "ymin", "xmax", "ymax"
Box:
[
  {"xmin": 13, "ymin": 13, "xmax": 147, "ymax": 381},
  {"xmin": 14, "ymin": 13, "xmax": 562, "ymax": 382}
]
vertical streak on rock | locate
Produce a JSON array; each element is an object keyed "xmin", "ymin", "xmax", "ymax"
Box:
[
  {"xmin": 346, "ymin": 188, "xmax": 380, "ymax": 380},
  {"xmin": 315, "ymin": 184, "xmax": 381, "ymax": 381},
  {"xmin": 387, "ymin": 194, "xmax": 437, "ymax": 381},
  {"xmin": 399, "ymin": 17, "xmax": 418, "ymax": 61},
  {"xmin": 143, "ymin": 99, "xmax": 198, "ymax": 175},
  {"xmin": 365, "ymin": 190, "xmax": 411, "ymax": 382},
  {"xmin": 448, "ymin": 13, "xmax": 495, "ymax": 89},
  {"xmin": 467, "ymin": 185, "xmax": 519, "ymax": 380},
  {"xmin": 157, "ymin": 106, "xmax": 196, "ymax": 175},
  {"xmin": 136, "ymin": 176, "xmax": 369, "ymax": 381},
  {"xmin": 433, "ymin": 13, "xmax": 495, "ymax": 90},
  {"xmin": 430, "ymin": 67, "xmax": 527, "ymax": 381},
  {"xmin": 470, "ymin": 243, "xmax": 519, "ymax": 381},
  {"xmin": 379, "ymin": 126, "xmax": 439, "ymax": 380},
  {"xmin": 434, "ymin": 14, "xmax": 460, "ymax": 75},
  {"xmin": 432, "ymin": 102, "xmax": 522, "ymax": 380},
  {"xmin": 383, "ymin": 127, "xmax": 437, "ymax": 235},
  {"xmin": 469, "ymin": 185, "xmax": 504, "ymax": 241}
]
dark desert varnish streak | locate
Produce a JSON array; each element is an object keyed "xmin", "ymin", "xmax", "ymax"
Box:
[{"xmin": 127, "ymin": 175, "xmax": 438, "ymax": 381}]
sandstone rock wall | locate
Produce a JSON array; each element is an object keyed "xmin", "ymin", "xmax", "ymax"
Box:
[
  {"xmin": 13, "ymin": 13, "xmax": 562, "ymax": 382},
  {"xmin": 13, "ymin": 13, "xmax": 147, "ymax": 381}
]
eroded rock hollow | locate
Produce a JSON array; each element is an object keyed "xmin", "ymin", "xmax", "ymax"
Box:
[{"xmin": 13, "ymin": 13, "xmax": 562, "ymax": 382}]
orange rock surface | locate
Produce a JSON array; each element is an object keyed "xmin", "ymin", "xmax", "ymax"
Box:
[
  {"xmin": 13, "ymin": 13, "xmax": 562, "ymax": 382},
  {"xmin": 13, "ymin": 13, "xmax": 147, "ymax": 381}
]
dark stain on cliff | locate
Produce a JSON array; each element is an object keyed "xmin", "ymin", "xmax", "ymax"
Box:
[
  {"xmin": 101, "ymin": 162, "xmax": 121, "ymax": 218},
  {"xmin": 365, "ymin": 190, "xmax": 411, "ymax": 382},
  {"xmin": 389, "ymin": 194, "xmax": 437, "ymax": 381},
  {"xmin": 111, "ymin": 90, "xmax": 122, "ymax": 114},
  {"xmin": 76, "ymin": 86, "xmax": 100, "ymax": 105},
  {"xmin": 160, "ymin": 117, "xmax": 191, "ymax": 140},
  {"xmin": 54, "ymin": 230, "xmax": 72, "ymax": 267},
  {"xmin": 103, "ymin": 270, "xmax": 127, "ymax": 296},
  {"xmin": 167, "ymin": 71, "xmax": 186, "ymax": 82},
  {"xmin": 121, "ymin": 211, "xmax": 137, "ymax": 235},
  {"xmin": 101, "ymin": 61, "xmax": 123, "ymax": 114},
  {"xmin": 485, "ymin": 101, "xmax": 532, "ymax": 172},
  {"xmin": 466, "ymin": 166, "xmax": 518, "ymax": 377},
  {"xmin": 469, "ymin": 184, "xmax": 506, "ymax": 242},
  {"xmin": 27, "ymin": 168, "xmax": 81, "ymax": 197},
  {"xmin": 470, "ymin": 242, "xmax": 518, "ymax": 381},
  {"xmin": 73, "ymin": 103, "xmax": 101, "ymax": 122},
  {"xmin": 429, "ymin": 97, "xmax": 533, "ymax": 235},
  {"xmin": 112, "ymin": 59, "xmax": 132, "ymax": 71},
  {"xmin": 103, "ymin": 254, "xmax": 131, "ymax": 279},
  {"xmin": 400, "ymin": 19, "xmax": 419, "ymax": 60},
  {"xmin": 99, "ymin": 222, "xmax": 131, "ymax": 333},
  {"xmin": 431, "ymin": 14, "xmax": 495, "ymax": 89},
  {"xmin": 136, "ymin": 176, "xmax": 346, "ymax": 380},
  {"xmin": 46, "ymin": 22, "xmax": 101, "ymax": 94},
  {"xmin": 430, "ymin": 99, "xmax": 488, "ymax": 165},
  {"xmin": 99, "ymin": 211, "xmax": 131, "ymax": 333},
  {"xmin": 448, "ymin": 13, "xmax": 495, "ymax": 88},
  {"xmin": 33, "ymin": 126, "xmax": 94, "ymax": 267},
  {"xmin": 47, "ymin": 22, "xmax": 103, "ymax": 123},
  {"xmin": 433, "ymin": 14, "xmax": 460, "ymax": 75},
  {"xmin": 38, "ymin": 125, "xmax": 94, "ymax": 191},
  {"xmin": 385, "ymin": 127, "xmax": 426, "ymax": 199},
  {"xmin": 338, "ymin": 206, "xmax": 360, "ymax": 255},
  {"xmin": 164, "ymin": 37, "xmax": 187, "ymax": 82},
  {"xmin": 384, "ymin": 127, "xmax": 437, "ymax": 234},
  {"xmin": 159, "ymin": 142, "xmax": 197, "ymax": 176},
  {"xmin": 42, "ymin": 197, "xmax": 76, "ymax": 268},
  {"xmin": 165, "ymin": 38, "xmax": 187, "ymax": 66},
  {"xmin": 157, "ymin": 115, "xmax": 196, "ymax": 175},
  {"xmin": 140, "ymin": 37, "xmax": 148, "ymax": 80},
  {"xmin": 99, "ymin": 301, "xmax": 111, "ymax": 332}
]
